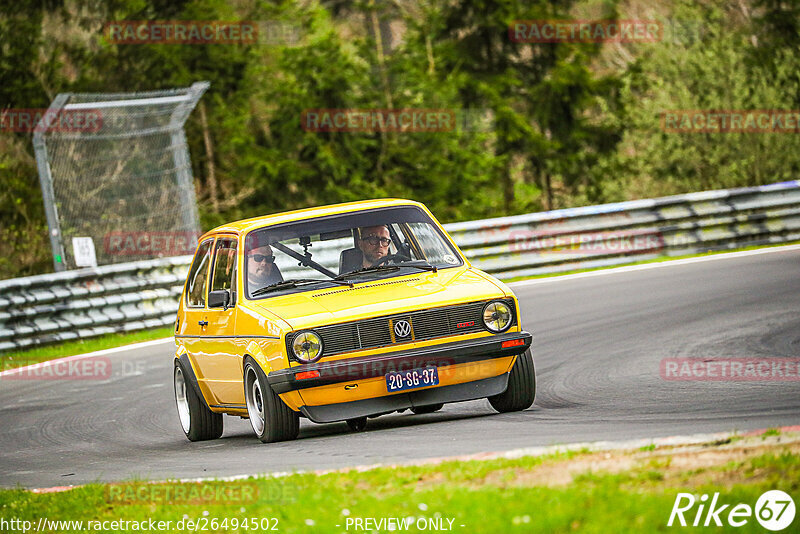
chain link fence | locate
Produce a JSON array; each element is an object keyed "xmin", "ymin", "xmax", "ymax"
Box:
[{"xmin": 33, "ymin": 82, "xmax": 208, "ymax": 271}]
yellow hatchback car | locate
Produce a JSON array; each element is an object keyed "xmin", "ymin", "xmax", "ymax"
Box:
[{"xmin": 173, "ymin": 199, "xmax": 534, "ymax": 442}]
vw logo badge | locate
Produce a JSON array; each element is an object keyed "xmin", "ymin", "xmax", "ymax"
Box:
[{"xmin": 394, "ymin": 320, "xmax": 411, "ymax": 338}]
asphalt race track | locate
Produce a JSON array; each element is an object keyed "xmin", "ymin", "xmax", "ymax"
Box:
[{"xmin": 2, "ymin": 247, "xmax": 799, "ymax": 488}]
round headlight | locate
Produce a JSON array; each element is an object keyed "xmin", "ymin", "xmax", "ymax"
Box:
[
  {"xmin": 483, "ymin": 301, "xmax": 512, "ymax": 333},
  {"xmin": 291, "ymin": 331, "xmax": 323, "ymax": 363}
]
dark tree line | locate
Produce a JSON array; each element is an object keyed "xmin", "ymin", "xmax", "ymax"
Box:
[{"xmin": 1, "ymin": 0, "xmax": 799, "ymax": 278}]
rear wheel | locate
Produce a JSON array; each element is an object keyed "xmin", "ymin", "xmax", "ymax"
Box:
[
  {"xmin": 174, "ymin": 360, "xmax": 223, "ymax": 441},
  {"xmin": 488, "ymin": 349, "xmax": 536, "ymax": 413},
  {"xmin": 411, "ymin": 403, "xmax": 444, "ymax": 414},
  {"xmin": 244, "ymin": 360, "xmax": 299, "ymax": 443}
]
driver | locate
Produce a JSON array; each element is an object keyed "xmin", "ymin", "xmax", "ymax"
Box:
[
  {"xmin": 247, "ymin": 244, "xmax": 281, "ymax": 290},
  {"xmin": 357, "ymin": 225, "xmax": 392, "ymax": 268}
]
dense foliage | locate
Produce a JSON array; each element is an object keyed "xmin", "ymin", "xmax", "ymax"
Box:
[{"xmin": 1, "ymin": 0, "xmax": 798, "ymax": 278}]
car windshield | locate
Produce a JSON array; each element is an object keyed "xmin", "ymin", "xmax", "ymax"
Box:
[{"xmin": 244, "ymin": 205, "xmax": 463, "ymax": 299}]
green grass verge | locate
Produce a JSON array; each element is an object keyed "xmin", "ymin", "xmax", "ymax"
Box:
[
  {"xmin": 1, "ymin": 327, "xmax": 173, "ymax": 370},
  {"xmin": 1, "ymin": 435, "xmax": 797, "ymax": 533}
]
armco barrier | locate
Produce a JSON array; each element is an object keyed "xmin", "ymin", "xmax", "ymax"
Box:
[
  {"xmin": 451, "ymin": 180, "xmax": 800, "ymax": 279},
  {"xmin": 0, "ymin": 257, "xmax": 191, "ymax": 353},
  {"xmin": 2, "ymin": 182, "xmax": 799, "ymax": 353}
]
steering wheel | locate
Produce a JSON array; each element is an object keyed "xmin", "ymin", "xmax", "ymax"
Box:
[{"xmin": 374, "ymin": 253, "xmax": 411, "ymax": 266}]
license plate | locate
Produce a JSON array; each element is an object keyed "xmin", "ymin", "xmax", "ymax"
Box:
[{"xmin": 386, "ymin": 367, "xmax": 439, "ymax": 392}]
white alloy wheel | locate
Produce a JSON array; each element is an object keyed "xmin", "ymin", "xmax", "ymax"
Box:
[
  {"xmin": 174, "ymin": 365, "xmax": 191, "ymax": 433},
  {"xmin": 245, "ymin": 366, "xmax": 266, "ymax": 436}
]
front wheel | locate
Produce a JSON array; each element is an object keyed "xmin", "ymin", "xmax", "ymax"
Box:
[
  {"xmin": 488, "ymin": 349, "xmax": 536, "ymax": 413},
  {"xmin": 244, "ymin": 360, "xmax": 299, "ymax": 443},
  {"xmin": 174, "ymin": 360, "xmax": 223, "ymax": 441}
]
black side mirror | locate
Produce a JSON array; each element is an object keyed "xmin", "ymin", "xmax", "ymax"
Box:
[{"xmin": 208, "ymin": 289, "xmax": 231, "ymax": 310}]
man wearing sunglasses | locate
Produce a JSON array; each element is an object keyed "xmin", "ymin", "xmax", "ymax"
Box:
[
  {"xmin": 247, "ymin": 244, "xmax": 282, "ymax": 291},
  {"xmin": 357, "ymin": 225, "xmax": 392, "ymax": 268}
]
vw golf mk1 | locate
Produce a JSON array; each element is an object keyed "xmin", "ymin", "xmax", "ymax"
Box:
[{"xmin": 173, "ymin": 199, "xmax": 535, "ymax": 442}]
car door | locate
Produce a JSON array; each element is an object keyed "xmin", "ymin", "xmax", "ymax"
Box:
[
  {"xmin": 177, "ymin": 237, "xmax": 215, "ymax": 401},
  {"xmin": 195, "ymin": 236, "xmax": 243, "ymax": 407}
]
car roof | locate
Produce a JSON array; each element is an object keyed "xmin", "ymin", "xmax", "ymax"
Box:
[{"xmin": 200, "ymin": 198, "xmax": 426, "ymax": 239}]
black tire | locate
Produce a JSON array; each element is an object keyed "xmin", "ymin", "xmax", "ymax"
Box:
[
  {"xmin": 410, "ymin": 403, "xmax": 444, "ymax": 414},
  {"xmin": 346, "ymin": 417, "xmax": 367, "ymax": 431},
  {"xmin": 174, "ymin": 360, "xmax": 223, "ymax": 442},
  {"xmin": 488, "ymin": 349, "xmax": 536, "ymax": 413},
  {"xmin": 244, "ymin": 359, "xmax": 299, "ymax": 443}
]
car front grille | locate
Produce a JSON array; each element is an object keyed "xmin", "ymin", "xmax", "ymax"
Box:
[{"xmin": 287, "ymin": 299, "xmax": 516, "ymax": 360}]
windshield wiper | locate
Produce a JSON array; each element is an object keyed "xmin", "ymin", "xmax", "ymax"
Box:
[
  {"xmin": 334, "ymin": 265, "xmax": 399, "ymax": 280},
  {"xmin": 334, "ymin": 261, "xmax": 437, "ymax": 280},
  {"xmin": 401, "ymin": 261, "xmax": 438, "ymax": 273},
  {"xmin": 251, "ymin": 278, "xmax": 353, "ymax": 297}
]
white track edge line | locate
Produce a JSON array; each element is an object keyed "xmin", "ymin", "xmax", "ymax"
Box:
[{"xmin": 0, "ymin": 338, "xmax": 173, "ymax": 378}]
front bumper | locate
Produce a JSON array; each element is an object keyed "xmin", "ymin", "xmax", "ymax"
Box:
[
  {"xmin": 300, "ymin": 373, "xmax": 511, "ymax": 423},
  {"xmin": 267, "ymin": 331, "xmax": 532, "ymax": 395}
]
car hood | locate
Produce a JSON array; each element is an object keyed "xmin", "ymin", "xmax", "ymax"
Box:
[{"xmin": 251, "ymin": 267, "xmax": 508, "ymax": 331}]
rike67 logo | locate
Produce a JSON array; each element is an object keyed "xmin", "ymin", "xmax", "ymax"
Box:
[{"xmin": 668, "ymin": 490, "xmax": 795, "ymax": 531}]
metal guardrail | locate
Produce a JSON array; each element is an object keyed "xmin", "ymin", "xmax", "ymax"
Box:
[
  {"xmin": 450, "ymin": 180, "xmax": 800, "ymax": 279},
  {"xmin": 0, "ymin": 257, "xmax": 191, "ymax": 353},
  {"xmin": 2, "ymin": 181, "xmax": 799, "ymax": 353}
]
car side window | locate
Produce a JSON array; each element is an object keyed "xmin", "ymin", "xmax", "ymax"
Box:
[
  {"xmin": 186, "ymin": 239, "xmax": 213, "ymax": 308},
  {"xmin": 210, "ymin": 238, "xmax": 237, "ymax": 306}
]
